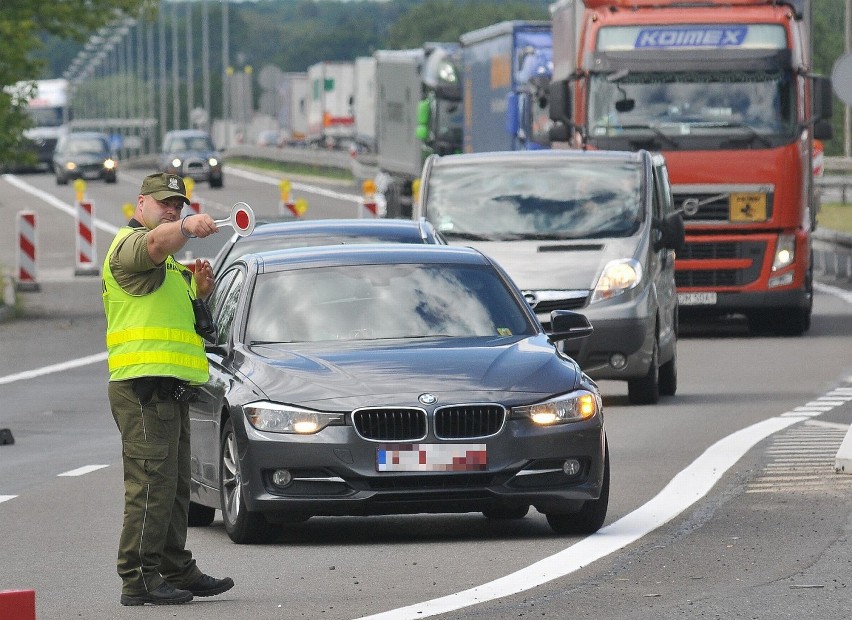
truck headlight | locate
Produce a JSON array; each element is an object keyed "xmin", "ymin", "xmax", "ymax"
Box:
[
  {"xmin": 171, "ymin": 157, "xmax": 182, "ymax": 168},
  {"xmin": 771, "ymin": 234, "xmax": 795, "ymax": 271},
  {"xmin": 590, "ymin": 258, "xmax": 642, "ymax": 304},
  {"xmin": 245, "ymin": 401, "xmax": 345, "ymax": 434},
  {"xmin": 512, "ymin": 390, "xmax": 599, "ymax": 425}
]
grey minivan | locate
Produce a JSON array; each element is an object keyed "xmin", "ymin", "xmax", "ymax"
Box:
[{"xmin": 414, "ymin": 149, "xmax": 684, "ymax": 404}]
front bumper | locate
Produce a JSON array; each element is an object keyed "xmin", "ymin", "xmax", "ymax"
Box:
[{"xmin": 236, "ymin": 415, "xmax": 606, "ymax": 519}]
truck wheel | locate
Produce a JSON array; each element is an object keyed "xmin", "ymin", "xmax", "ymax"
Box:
[{"xmin": 628, "ymin": 337, "xmax": 660, "ymax": 405}]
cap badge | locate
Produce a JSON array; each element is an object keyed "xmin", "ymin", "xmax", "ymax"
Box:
[{"xmin": 168, "ymin": 177, "xmax": 180, "ymax": 190}]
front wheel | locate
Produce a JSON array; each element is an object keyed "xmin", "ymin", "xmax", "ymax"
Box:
[
  {"xmin": 628, "ymin": 337, "xmax": 660, "ymax": 405},
  {"xmin": 220, "ymin": 418, "xmax": 277, "ymax": 544},
  {"xmin": 546, "ymin": 445, "xmax": 610, "ymax": 535}
]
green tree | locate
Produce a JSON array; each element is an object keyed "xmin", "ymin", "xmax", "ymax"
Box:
[{"xmin": 0, "ymin": 0, "xmax": 148, "ymax": 164}]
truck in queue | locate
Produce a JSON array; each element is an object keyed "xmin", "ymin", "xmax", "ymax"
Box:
[
  {"xmin": 306, "ymin": 61, "xmax": 355, "ymax": 149},
  {"xmin": 547, "ymin": 0, "xmax": 834, "ymax": 336},
  {"xmin": 415, "ymin": 148, "xmax": 685, "ymax": 405},
  {"xmin": 374, "ymin": 43, "xmax": 463, "ymax": 218},
  {"xmin": 7, "ymin": 78, "xmax": 70, "ymax": 171},
  {"xmin": 460, "ymin": 20, "xmax": 554, "ymax": 153}
]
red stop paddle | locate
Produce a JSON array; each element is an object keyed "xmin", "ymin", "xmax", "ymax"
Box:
[{"xmin": 214, "ymin": 202, "xmax": 255, "ymax": 237}]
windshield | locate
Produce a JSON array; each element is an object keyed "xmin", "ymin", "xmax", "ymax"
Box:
[
  {"xmin": 245, "ymin": 263, "xmax": 534, "ymax": 344},
  {"xmin": 424, "ymin": 160, "xmax": 643, "ymax": 240},
  {"xmin": 588, "ymin": 70, "xmax": 796, "ymax": 148}
]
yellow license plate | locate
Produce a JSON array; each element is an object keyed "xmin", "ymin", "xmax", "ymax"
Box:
[{"xmin": 729, "ymin": 193, "xmax": 767, "ymax": 222}]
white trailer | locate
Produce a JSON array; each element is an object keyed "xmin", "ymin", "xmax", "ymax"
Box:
[
  {"xmin": 279, "ymin": 72, "xmax": 309, "ymax": 144},
  {"xmin": 307, "ymin": 61, "xmax": 355, "ymax": 147},
  {"xmin": 354, "ymin": 56, "xmax": 377, "ymax": 152}
]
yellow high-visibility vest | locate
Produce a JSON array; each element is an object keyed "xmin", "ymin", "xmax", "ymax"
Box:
[{"xmin": 102, "ymin": 228, "xmax": 209, "ymax": 383}]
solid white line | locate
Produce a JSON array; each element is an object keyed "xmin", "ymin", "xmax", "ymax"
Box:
[
  {"xmin": 1, "ymin": 174, "xmax": 119, "ymax": 235},
  {"xmin": 353, "ymin": 415, "xmax": 805, "ymax": 620},
  {"xmin": 226, "ymin": 166, "xmax": 361, "ymax": 203},
  {"xmin": 814, "ymin": 281, "xmax": 852, "ymax": 305},
  {"xmin": 0, "ymin": 495, "xmax": 17, "ymax": 504},
  {"xmin": 58, "ymin": 465, "xmax": 109, "ymax": 477},
  {"xmin": 0, "ymin": 352, "xmax": 107, "ymax": 385}
]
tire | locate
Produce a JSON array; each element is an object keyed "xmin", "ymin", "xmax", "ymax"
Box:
[
  {"xmin": 56, "ymin": 173, "xmax": 67, "ymax": 185},
  {"xmin": 187, "ymin": 501, "xmax": 215, "ymax": 527},
  {"xmin": 627, "ymin": 337, "xmax": 660, "ymax": 405},
  {"xmin": 482, "ymin": 504, "xmax": 530, "ymax": 520},
  {"xmin": 546, "ymin": 445, "xmax": 610, "ymax": 535},
  {"xmin": 210, "ymin": 176, "xmax": 223, "ymax": 189},
  {"xmin": 220, "ymin": 418, "xmax": 277, "ymax": 544},
  {"xmin": 659, "ymin": 339, "xmax": 677, "ymax": 397}
]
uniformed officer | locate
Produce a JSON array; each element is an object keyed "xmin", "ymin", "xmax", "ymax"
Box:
[{"xmin": 103, "ymin": 172, "xmax": 234, "ymax": 606}]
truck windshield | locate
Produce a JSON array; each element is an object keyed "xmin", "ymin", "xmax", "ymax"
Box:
[
  {"xmin": 425, "ymin": 161, "xmax": 642, "ymax": 240},
  {"xmin": 588, "ymin": 70, "xmax": 796, "ymax": 148}
]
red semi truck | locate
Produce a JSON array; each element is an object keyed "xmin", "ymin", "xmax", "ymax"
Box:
[{"xmin": 548, "ymin": 0, "xmax": 833, "ymax": 335}]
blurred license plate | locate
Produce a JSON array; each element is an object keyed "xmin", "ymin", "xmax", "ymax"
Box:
[
  {"xmin": 377, "ymin": 443, "xmax": 487, "ymax": 472},
  {"xmin": 678, "ymin": 292, "xmax": 717, "ymax": 305}
]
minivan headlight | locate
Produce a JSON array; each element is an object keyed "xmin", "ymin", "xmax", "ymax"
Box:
[
  {"xmin": 244, "ymin": 401, "xmax": 345, "ymax": 434},
  {"xmin": 590, "ymin": 258, "xmax": 642, "ymax": 304},
  {"xmin": 512, "ymin": 390, "xmax": 599, "ymax": 425}
]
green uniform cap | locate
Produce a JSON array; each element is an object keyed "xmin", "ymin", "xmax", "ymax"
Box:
[{"xmin": 141, "ymin": 173, "xmax": 190, "ymax": 205}]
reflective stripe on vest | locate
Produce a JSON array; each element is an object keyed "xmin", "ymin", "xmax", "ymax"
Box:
[{"xmin": 103, "ymin": 227, "xmax": 209, "ymax": 383}]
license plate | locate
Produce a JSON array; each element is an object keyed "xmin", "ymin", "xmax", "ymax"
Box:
[
  {"xmin": 377, "ymin": 443, "xmax": 487, "ymax": 472},
  {"xmin": 729, "ymin": 192, "xmax": 767, "ymax": 222},
  {"xmin": 83, "ymin": 171, "xmax": 100, "ymax": 179},
  {"xmin": 678, "ymin": 292, "xmax": 717, "ymax": 306}
]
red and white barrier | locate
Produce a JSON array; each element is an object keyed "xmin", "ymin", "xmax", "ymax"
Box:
[
  {"xmin": 74, "ymin": 200, "xmax": 99, "ymax": 276},
  {"xmin": 15, "ymin": 211, "xmax": 39, "ymax": 292},
  {"xmin": 0, "ymin": 589, "xmax": 36, "ymax": 620}
]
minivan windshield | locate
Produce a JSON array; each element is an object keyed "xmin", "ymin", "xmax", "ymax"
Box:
[{"xmin": 424, "ymin": 160, "xmax": 643, "ymax": 241}]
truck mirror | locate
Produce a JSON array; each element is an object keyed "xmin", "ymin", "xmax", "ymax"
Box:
[
  {"xmin": 548, "ymin": 79, "xmax": 572, "ymax": 124},
  {"xmin": 813, "ymin": 75, "xmax": 834, "ymax": 122},
  {"xmin": 615, "ymin": 98, "xmax": 635, "ymax": 113},
  {"xmin": 506, "ymin": 92, "xmax": 520, "ymax": 136},
  {"xmin": 813, "ymin": 119, "xmax": 833, "ymax": 141}
]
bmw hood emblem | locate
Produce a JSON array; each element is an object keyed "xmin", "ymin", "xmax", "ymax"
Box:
[{"xmin": 418, "ymin": 393, "xmax": 437, "ymax": 405}]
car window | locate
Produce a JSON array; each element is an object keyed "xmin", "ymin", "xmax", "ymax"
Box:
[
  {"xmin": 245, "ymin": 263, "xmax": 533, "ymax": 344},
  {"xmin": 210, "ymin": 268, "xmax": 244, "ymax": 345}
]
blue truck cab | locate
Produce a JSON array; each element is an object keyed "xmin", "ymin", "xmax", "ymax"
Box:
[{"xmin": 460, "ymin": 20, "xmax": 553, "ymax": 153}]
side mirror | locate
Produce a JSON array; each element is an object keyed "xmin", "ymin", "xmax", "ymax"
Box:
[
  {"xmin": 506, "ymin": 92, "xmax": 520, "ymax": 137},
  {"xmin": 813, "ymin": 75, "xmax": 834, "ymax": 122},
  {"xmin": 548, "ymin": 310, "xmax": 593, "ymax": 343},
  {"xmin": 548, "ymin": 79, "xmax": 572, "ymax": 124},
  {"xmin": 653, "ymin": 212, "xmax": 685, "ymax": 252}
]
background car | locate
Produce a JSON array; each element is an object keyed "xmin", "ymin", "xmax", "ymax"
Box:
[
  {"xmin": 52, "ymin": 131, "xmax": 117, "ymax": 185},
  {"xmin": 211, "ymin": 217, "xmax": 447, "ymax": 277},
  {"xmin": 187, "ymin": 244, "xmax": 607, "ymax": 544},
  {"xmin": 159, "ymin": 129, "xmax": 223, "ymax": 187},
  {"xmin": 416, "ymin": 149, "xmax": 684, "ymax": 405}
]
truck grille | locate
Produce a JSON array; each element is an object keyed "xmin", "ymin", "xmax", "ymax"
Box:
[
  {"xmin": 352, "ymin": 408, "xmax": 427, "ymax": 441},
  {"xmin": 674, "ymin": 190, "xmax": 774, "ymax": 222},
  {"xmin": 676, "ymin": 240, "xmax": 766, "ymax": 287},
  {"xmin": 434, "ymin": 405, "xmax": 506, "ymax": 439}
]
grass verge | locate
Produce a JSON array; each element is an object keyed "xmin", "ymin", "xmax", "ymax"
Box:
[
  {"xmin": 817, "ymin": 203, "xmax": 852, "ymax": 234},
  {"xmin": 228, "ymin": 156, "xmax": 354, "ymax": 182}
]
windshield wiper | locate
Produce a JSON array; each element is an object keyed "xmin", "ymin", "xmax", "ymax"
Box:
[
  {"xmin": 441, "ymin": 231, "xmax": 499, "ymax": 241},
  {"xmin": 618, "ymin": 124, "xmax": 679, "ymax": 149},
  {"xmin": 716, "ymin": 122, "xmax": 772, "ymax": 148}
]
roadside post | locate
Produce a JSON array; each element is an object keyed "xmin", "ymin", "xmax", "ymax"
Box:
[
  {"xmin": 15, "ymin": 210, "xmax": 39, "ymax": 292},
  {"xmin": 73, "ymin": 179, "xmax": 99, "ymax": 276},
  {"xmin": 184, "ymin": 178, "xmax": 201, "ymax": 216},
  {"xmin": 360, "ymin": 179, "xmax": 378, "ymax": 218},
  {"xmin": 279, "ymin": 179, "xmax": 308, "ymax": 218}
]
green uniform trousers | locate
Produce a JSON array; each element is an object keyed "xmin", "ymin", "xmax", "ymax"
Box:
[{"xmin": 108, "ymin": 379, "xmax": 203, "ymax": 596}]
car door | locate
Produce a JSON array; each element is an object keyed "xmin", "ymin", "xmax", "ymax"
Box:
[{"xmin": 189, "ymin": 267, "xmax": 244, "ymax": 489}]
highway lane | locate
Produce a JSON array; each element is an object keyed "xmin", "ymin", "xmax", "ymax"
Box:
[{"xmin": 1, "ymin": 169, "xmax": 852, "ymax": 619}]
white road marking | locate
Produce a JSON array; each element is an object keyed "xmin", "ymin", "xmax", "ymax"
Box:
[
  {"xmin": 226, "ymin": 166, "xmax": 361, "ymax": 203},
  {"xmin": 58, "ymin": 465, "xmax": 109, "ymax": 477},
  {"xmin": 0, "ymin": 495, "xmax": 17, "ymax": 504},
  {"xmin": 0, "ymin": 352, "xmax": 107, "ymax": 385}
]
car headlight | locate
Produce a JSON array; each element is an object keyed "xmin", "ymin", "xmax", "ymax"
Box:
[
  {"xmin": 65, "ymin": 162, "xmax": 77, "ymax": 171},
  {"xmin": 104, "ymin": 159, "xmax": 116, "ymax": 170},
  {"xmin": 771, "ymin": 234, "xmax": 795, "ymax": 271},
  {"xmin": 511, "ymin": 389, "xmax": 599, "ymax": 425},
  {"xmin": 208, "ymin": 157, "xmax": 219, "ymax": 167},
  {"xmin": 171, "ymin": 157, "xmax": 182, "ymax": 168},
  {"xmin": 244, "ymin": 401, "xmax": 345, "ymax": 434},
  {"xmin": 590, "ymin": 258, "xmax": 642, "ymax": 304}
]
